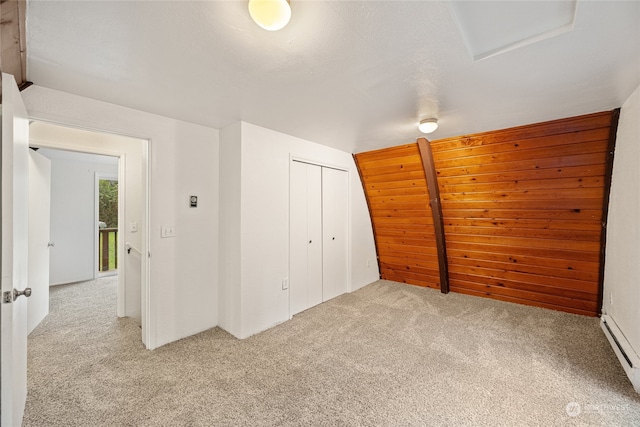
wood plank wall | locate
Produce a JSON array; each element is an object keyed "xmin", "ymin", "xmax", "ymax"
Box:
[
  {"xmin": 354, "ymin": 144, "xmax": 441, "ymax": 289},
  {"xmin": 0, "ymin": 0, "xmax": 28, "ymax": 99},
  {"xmin": 355, "ymin": 111, "xmax": 618, "ymax": 316}
]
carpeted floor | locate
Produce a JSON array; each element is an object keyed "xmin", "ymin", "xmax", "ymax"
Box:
[{"xmin": 24, "ymin": 277, "xmax": 640, "ymax": 426}]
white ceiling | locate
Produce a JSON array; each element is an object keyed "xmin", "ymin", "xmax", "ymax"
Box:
[
  {"xmin": 450, "ymin": 1, "xmax": 577, "ymax": 60},
  {"xmin": 26, "ymin": 1, "xmax": 640, "ymax": 154},
  {"xmin": 36, "ymin": 147, "xmax": 118, "ymax": 166}
]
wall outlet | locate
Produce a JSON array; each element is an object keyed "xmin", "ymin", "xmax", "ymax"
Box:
[
  {"xmin": 161, "ymin": 225, "xmax": 175, "ymax": 238},
  {"xmin": 130, "ymin": 221, "xmax": 138, "ymax": 232},
  {"xmin": 367, "ymin": 258, "xmax": 371, "ymax": 267},
  {"xmin": 282, "ymin": 278, "xmax": 289, "ymax": 290}
]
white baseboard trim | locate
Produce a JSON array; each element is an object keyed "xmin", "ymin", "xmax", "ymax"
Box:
[{"xmin": 601, "ymin": 315, "xmax": 640, "ymax": 393}]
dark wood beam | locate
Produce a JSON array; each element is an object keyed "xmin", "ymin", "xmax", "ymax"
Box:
[{"xmin": 417, "ymin": 137, "xmax": 450, "ymax": 293}]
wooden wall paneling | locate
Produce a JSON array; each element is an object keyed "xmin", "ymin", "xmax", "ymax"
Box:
[
  {"xmin": 430, "ymin": 110, "xmax": 617, "ymax": 316},
  {"xmin": 0, "ymin": 0, "xmax": 29, "ymax": 101},
  {"xmin": 354, "ymin": 144, "xmax": 442, "ymax": 290},
  {"xmin": 434, "ymin": 128, "xmax": 611, "ymax": 161},
  {"xmin": 431, "ymin": 112, "xmax": 614, "ymax": 151},
  {"xmin": 355, "ymin": 110, "xmax": 617, "ymax": 317},
  {"xmin": 436, "ymin": 164, "xmax": 607, "ymax": 185}
]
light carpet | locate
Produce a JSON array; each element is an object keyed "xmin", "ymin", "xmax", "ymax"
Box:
[{"xmin": 24, "ymin": 278, "xmax": 640, "ymax": 426}]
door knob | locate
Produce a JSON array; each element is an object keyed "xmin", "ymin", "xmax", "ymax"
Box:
[{"xmin": 13, "ymin": 287, "xmax": 32, "ymax": 301}]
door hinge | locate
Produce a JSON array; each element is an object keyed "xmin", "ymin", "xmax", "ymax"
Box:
[{"xmin": 3, "ymin": 291, "xmax": 13, "ymax": 303}]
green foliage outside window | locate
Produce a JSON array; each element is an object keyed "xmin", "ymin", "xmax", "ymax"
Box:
[
  {"xmin": 99, "ymin": 179, "xmax": 118, "ymax": 228},
  {"xmin": 98, "ymin": 179, "xmax": 118, "ymax": 271}
]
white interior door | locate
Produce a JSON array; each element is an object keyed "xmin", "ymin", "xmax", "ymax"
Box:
[
  {"xmin": 1, "ymin": 73, "xmax": 31, "ymax": 427},
  {"xmin": 307, "ymin": 164, "xmax": 323, "ymax": 308},
  {"xmin": 289, "ymin": 161, "xmax": 322, "ymax": 315},
  {"xmin": 28, "ymin": 149, "xmax": 51, "ymax": 334},
  {"xmin": 322, "ymin": 167, "xmax": 349, "ymax": 301},
  {"xmin": 289, "ymin": 161, "xmax": 307, "ymax": 315}
]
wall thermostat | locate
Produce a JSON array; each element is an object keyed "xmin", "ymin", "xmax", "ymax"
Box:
[{"xmin": 190, "ymin": 195, "xmax": 198, "ymax": 208}]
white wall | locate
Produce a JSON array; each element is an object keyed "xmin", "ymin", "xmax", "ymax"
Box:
[
  {"xmin": 603, "ymin": 84, "xmax": 640, "ymax": 375},
  {"xmin": 218, "ymin": 123, "xmax": 242, "ymax": 337},
  {"xmin": 24, "ymin": 85, "xmax": 219, "ymax": 349},
  {"xmin": 24, "ymin": 86, "xmax": 375, "ymax": 347},
  {"xmin": 38, "ymin": 149, "xmax": 118, "ymax": 285},
  {"xmin": 219, "ymin": 121, "xmax": 379, "ymax": 339}
]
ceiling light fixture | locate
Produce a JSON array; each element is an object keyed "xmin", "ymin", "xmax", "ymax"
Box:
[
  {"xmin": 248, "ymin": 0, "xmax": 291, "ymax": 31},
  {"xmin": 418, "ymin": 118, "xmax": 438, "ymax": 134}
]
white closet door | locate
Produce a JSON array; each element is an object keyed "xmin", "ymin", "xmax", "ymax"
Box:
[
  {"xmin": 306, "ymin": 164, "xmax": 323, "ymax": 308},
  {"xmin": 322, "ymin": 167, "xmax": 348, "ymax": 301},
  {"xmin": 290, "ymin": 161, "xmax": 323, "ymax": 315},
  {"xmin": 290, "ymin": 161, "xmax": 307, "ymax": 315}
]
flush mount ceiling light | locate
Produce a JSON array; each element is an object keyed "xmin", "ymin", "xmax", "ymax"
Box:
[
  {"xmin": 418, "ymin": 118, "xmax": 438, "ymax": 134},
  {"xmin": 248, "ymin": 0, "xmax": 291, "ymax": 31}
]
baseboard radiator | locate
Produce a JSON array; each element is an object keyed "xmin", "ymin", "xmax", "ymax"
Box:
[{"xmin": 601, "ymin": 315, "xmax": 640, "ymax": 393}]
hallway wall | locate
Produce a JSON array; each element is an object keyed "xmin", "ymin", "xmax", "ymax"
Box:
[{"xmin": 24, "ymin": 85, "xmax": 219, "ymax": 349}]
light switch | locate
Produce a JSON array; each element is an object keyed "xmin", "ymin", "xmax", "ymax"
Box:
[
  {"xmin": 161, "ymin": 225, "xmax": 175, "ymax": 238},
  {"xmin": 130, "ymin": 221, "xmax": 138, "ymax": 232}
]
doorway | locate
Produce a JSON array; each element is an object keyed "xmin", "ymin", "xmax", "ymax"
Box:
[{"xmin": 28, "ymin": 120, "xmax": 149, "ymax": 344}]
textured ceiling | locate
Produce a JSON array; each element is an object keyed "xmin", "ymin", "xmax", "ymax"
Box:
[
  {"xmin": 27, "ymin": 1, "xmax": 640, "ymax": 153},
  {"xmin": 450, "ymin": 0, "xmax": 577, "ymax": 60}
]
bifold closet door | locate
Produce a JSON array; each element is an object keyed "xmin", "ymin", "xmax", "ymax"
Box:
[
  {"xmin": 290, "ymin": 161, "xmax": 323, "ymax": 316},
  {"xmin": 322, "ymin": 167, "xmax": 348, "ymax": 301}
]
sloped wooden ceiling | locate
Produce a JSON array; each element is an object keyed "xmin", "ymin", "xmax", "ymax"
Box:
[
  {"xmin": 355, "ymin": 110, "xmax": 619, "ymax": 316},
  {"xmin": 354, "ymin": 144, "xmax": 442, "ymax": 290}
]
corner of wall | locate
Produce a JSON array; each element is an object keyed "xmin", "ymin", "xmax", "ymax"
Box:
[
  {"xmin": 603, "ymin": 83, "xmax": 640, "ymax": 392},
  {"xmin": 218, "ymin": 122, "xmax": 243, "ymax": 338},
  {"xmin": 349, "ymin": 155, "xmax": 380, "ymax": 291}
]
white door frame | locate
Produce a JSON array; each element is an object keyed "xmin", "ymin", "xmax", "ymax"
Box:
[{"xmin": 27, "ymin": 119, "xmax": 152, "ymax": 348}]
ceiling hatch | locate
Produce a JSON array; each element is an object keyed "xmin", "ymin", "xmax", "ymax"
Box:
[{"xmin": 450, "ymin": 0, "xmax": 578, "ymax": 61}]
